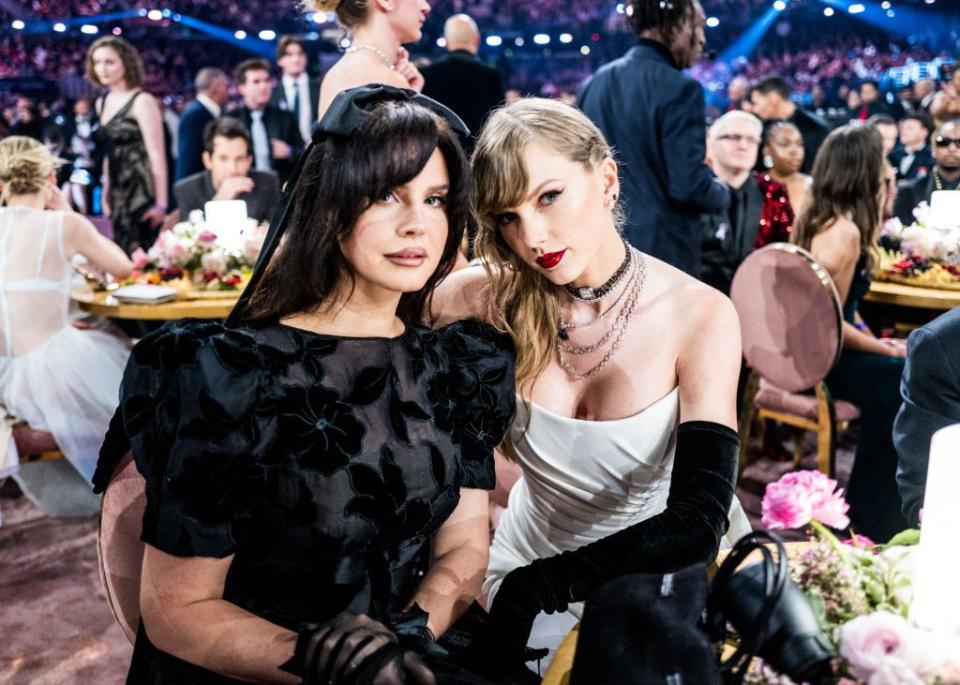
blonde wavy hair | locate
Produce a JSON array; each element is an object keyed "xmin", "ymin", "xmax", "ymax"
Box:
[
  {"xmin": 0, "ymin": 136, "xmax": 65, "ymax": 204},
  {"xmin": 471, "ymin": 98, "xmax": 618, "ymax": 459}
]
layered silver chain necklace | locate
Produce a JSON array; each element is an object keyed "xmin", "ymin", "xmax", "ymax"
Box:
[{"xmin": 557, "ymin": 248, "xmax": 647, "ymax": 381}]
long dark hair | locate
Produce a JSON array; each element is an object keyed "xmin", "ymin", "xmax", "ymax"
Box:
[
  {"xmin": 791, "ymin": 124, "xmax": 884, "ymax": 272},
  {"xmin": 243, "ymin": 99, "xmax": 469, "ymax": 325}
]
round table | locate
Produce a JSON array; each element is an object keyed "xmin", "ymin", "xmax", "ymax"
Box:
[
  {"xmin": 71, "ymin": 288, "xmax": 238, "ymax": 320},
  {"xmin": 866, "ymin": 280, "xmax": 960, "ymax": 310}
]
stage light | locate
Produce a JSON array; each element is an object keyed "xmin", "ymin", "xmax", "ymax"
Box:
[
  {"xmin": 848, "ymin": 3, "xmax": 866, "ymax": 13},
  {"xmin": 616, "ymin": 3, "xmax": 625, "ymax": 13},
  {"xmin": 234, "ymin": 29, "xmax": 247, "ymax": 39},
  {"xmin": 823, "ymin": 7, "xmax": 834, "ymax": 15},
  {"xmin": 880, "ymin": 1, "xmax": 890, "ymax": 7},
  {"xmin": 514, "ymin": 37, "xmax": 524, "ymax": 46},
  {"xmin": 162, "ymin": 8, "xmax": 172, "ymax": 17},
  {"xmin": 11, "ymin": 19, "xmax": 24, "ymax": 30},
  {"xmin": 486, "ymin": 35, "xmax": 502, "ymax": 47},
  {"xmin": 559, "ymin": 33, "xmax": 573, "ymax": 43},
  {"xmin": 147, "ymin": 9, "xmax": 163, "ymax": 20},
  {"xmin": 773, "ymin": 1, "xmax": 787, "ymax": 11},
  {"xmin": 626, "ymin": 4, "xmax": 634, "ymax": 15},
  {"xmin": 339, "ymin": 37, "xmax": 351, "ymax": 49},
  {"xmin": 436, "ymin": 37, "xmax": 447, "ymax": 47},
  {"xmin": 112, "ymin": 26, "xmax": 122, "ymax": 35},
  {"xmin": 706, "ymin": 16, "xmax": 720, "ymax": 27},
  {"xmin": 580, "ymin": 45, "xmax": 591, "ymax": 55},
  {"xmin": 925, "ymin": 0, "xmax": 935, "ymax": 4},
  {"xmin": 138, "ymin": 8, "xmax": 148, "ymax": 16},
  {"xmin": 53, "ymin": 22, "xmax": 66, "ymax": 32},
  {"xmin": 533, "ymin": 33, "xmax": 550, "ymax": 45},
  {"xmin": 81, "ymin": 24, "xmax": 99, "ymax": 34},
  {"xmin": 258, "ymin": 29, "xmax": 276, "ymax": 40},
  {"xmin": 886, "ymin": 9, "xmax": 895, "ymax": 16}
]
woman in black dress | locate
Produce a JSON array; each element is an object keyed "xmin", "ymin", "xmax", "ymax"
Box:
[
  {"xmin": 93, "ymin": 86, "xmax": 516, "ymax": 684},
  {"xmin": 87, "ymin": 37, "xmax": 168, "ymax": 254}
]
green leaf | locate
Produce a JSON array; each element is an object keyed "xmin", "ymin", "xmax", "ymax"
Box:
[{"xmin": 883, "ymin": 529, "xmax": 921, "ymax": 549}]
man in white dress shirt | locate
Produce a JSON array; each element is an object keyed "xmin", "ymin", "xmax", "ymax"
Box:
[{"xmin": 269, "ymin": 36, "xmax": 321, "ymax": 145}]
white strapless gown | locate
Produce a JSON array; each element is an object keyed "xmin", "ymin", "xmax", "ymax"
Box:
[{"xmin": 485, "ymin": 387, "xmax": 752, "ymax": 675}]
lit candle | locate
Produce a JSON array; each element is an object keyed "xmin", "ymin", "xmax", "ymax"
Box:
[{"xmin": 911, "ymin": 423, "xmax": 960, "ymax": 635}]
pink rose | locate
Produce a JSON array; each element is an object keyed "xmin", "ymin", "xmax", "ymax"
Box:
[
  {"xmin": 198, "ymin": 230, "xmax": 218, "ymax": 244},
  {"xmin": 130, "ymin": 247, "xmax": 149, "ymax": 269},
  {"xmin": 840, "ymin": 612, "xmax": 930, "ymax": 683},
  {"xmin": 762, "ymin": 478, "xmax": 814, "ymax": 529},
  {"xmin": 843, "ymin": 534, "xmax": 876, "ymax": 548},
  {"xmin": 761, "ymin": 470, "xmax": 850, "ymax": 530}
]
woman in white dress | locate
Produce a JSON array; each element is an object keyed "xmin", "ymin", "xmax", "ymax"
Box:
[
  {"xmin": 312, "ymin": 0, "xmax": 431, "ymax": 119},
  {"xmin": 0, "ymin": 136, "xmax": 133, "ymax": 485},
  {"xmin": 433, "ymin": 99, "xmax": 752, "ymax": 675}
]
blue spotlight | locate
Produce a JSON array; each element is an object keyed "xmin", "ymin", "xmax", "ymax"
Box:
[{"xmin": 717, "ymin": 2, "xmax": 784, "ymax": 64}]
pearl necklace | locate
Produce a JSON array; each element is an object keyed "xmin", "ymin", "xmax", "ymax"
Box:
[{"xmin": 345, "ymin": 44, "xmax": 395, "ymax": 70}]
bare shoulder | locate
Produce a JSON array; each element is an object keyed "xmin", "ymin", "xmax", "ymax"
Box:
[
  {"xmin": 430, "ymin": 264, "xmax": 492, "ymax": 327},
  {"xmin": 644, "ymin": 255, "xmax": 737, "ymax": 332},
  {"xmin": 810, "ymin": 217, "xmax": 860, "ymax": 264},
  {"xmin": 132, "ymin": 91, "xmax": 160, "ymax": 112}
]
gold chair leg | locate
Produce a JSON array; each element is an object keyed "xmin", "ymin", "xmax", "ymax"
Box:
[
  {"xmin": 815, "ymin": 382, "xmax": 837, "ymax": 477},
  {"xmin": 738, "ymin": 370, "xmax": 760, "ymax": 472}
]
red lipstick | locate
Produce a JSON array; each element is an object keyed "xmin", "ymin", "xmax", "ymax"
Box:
[{"xmin": 536, "ymin": 250, "xmax": 566, "ymax": 270}]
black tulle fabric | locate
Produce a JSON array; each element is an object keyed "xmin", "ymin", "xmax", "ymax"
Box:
[{"xmin": 92, "ymin": 317, "xmax": 515, "ymax": 684}]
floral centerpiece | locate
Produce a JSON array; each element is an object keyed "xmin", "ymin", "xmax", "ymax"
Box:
[
  {"xmin": 879, "ymin": 204, "xmax": 960, "ymax": 290},
  {"xmin": 745, "ymin": 470, "xmax": 960, "ymax": 684},
  {"xmin": 127, "ymin": 210, "xmax": 263, "ymax": 293}
]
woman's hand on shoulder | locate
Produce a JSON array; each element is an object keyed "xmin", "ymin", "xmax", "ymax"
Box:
[
  {"xmin": 675, "ymin": 283, "xmax": 741, "ymax": 429},
  {"xmin": 395, "ymin": 47, "xmax": 425, "ymax": 92},
  {"xmin": 429, "ymin": 264, "xmax": 491, "ymax": 327}
]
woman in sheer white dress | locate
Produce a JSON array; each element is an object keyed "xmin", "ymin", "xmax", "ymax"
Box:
[
  {"xmin": 433, "ymin": 99, "xmax": 752, "ymax": 676},
  {"xmin": 0, "ymin": 136, "xmax": 132, "ymax": 485}
]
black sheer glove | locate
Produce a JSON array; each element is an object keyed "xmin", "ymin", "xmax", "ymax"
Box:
[
  {"xmin": 281, "ymin": 613, "xmax": 436, "ymax": 685},
  {"xmin": 487, "ymin": 421, "xmax": 739, "ymax": 657},
  {"xmin": 389, "ymin": 603, "xmax": 448, "ymax": 660}
]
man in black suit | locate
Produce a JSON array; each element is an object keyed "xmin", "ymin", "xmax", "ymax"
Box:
[
  {"xmin": 894, "ymin": 307, "xmax": 960, "ymax": 526},
  {"xmin": 851, "ymin": 79, "xmax": 898, "ymax": 122},
  {"xmin": 894, "ymin": 119, "xmax": 960, "ymax": 225},
  {"xmin": 577, "ymin": 0, "xmax": 729, "ymax": 275},
  {"xmin": 889, "ymin": 112, "xmax": 934, "ymax": 181},
  {"xmin": 421, "ymin": 14, "xmax": 503, "ymax": 150},
  {"xmin": 750, "ymin": 76, "xmax": 831, "ymax": 174},
  {"xmin": 173, "ymin": 118, "xmax": 280, "ymax": 223},
  {"xmin": 227, "ymin": 58, "xmax": 303, "ymax": 185},
  {"xmin": 175, "ymin": 67, "xmax": 229, "ymax": 182},
  {"xmin": 269, "ymin": 36, "xmax": 322, "ymax": 145}
]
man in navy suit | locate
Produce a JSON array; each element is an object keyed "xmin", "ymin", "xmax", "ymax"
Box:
[
  {"xmin": 578, "ymin": 0, "xmax": 729, "ymax": 275},
  {"xmin": 894, "ymin": 307, "xmax": 960, "ymax": 526},
  {"xmin": 175, "ymin": 68, "xmax": 229, "ymax": 182},
  {"xmin": 227, "ymin": 59, "xmax": 303, "ymax": 186}
]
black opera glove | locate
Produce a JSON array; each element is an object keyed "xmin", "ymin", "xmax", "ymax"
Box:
[
  {"xmin": 282, "ymin": 612, "xmax": 436, "ymax": 685},
  {"xmin": 487, "ymin": 421, "xmax": 739, "ymax": 656}
]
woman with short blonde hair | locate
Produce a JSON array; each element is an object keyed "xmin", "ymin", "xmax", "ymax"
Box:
[{"xmin": 0, "ymin": 136, "xmax": 132, "ymax": 487}]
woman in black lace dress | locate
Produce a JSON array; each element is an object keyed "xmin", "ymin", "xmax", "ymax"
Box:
[
  {"xmin": 93, "ymin": 87, "xmax": 517, "ymax": 684},
  {"xmin": 87, "ymin": 37, "xmax": 168, "ymax": 254}
]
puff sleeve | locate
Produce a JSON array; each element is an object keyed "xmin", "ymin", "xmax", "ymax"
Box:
[
  {"xmin": 436, "ymin": 320, "xmax": 516, "ymax": 490},
  {"xmin": 94, "ymin": 320, "xmax": 276, "ymax": 557}
]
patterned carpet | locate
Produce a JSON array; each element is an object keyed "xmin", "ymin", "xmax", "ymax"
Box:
[{"xmin": 0, "ymin": 431, "xmax": 855, "ymax": 684}]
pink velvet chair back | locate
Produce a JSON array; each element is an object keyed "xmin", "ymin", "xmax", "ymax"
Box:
[
  {"xmin": 730, "ymin": 243, "xmax": 843, "ymax": 393},
  {"xmin": 97, "ymin": 452, "xmax": 145, "ymax": 644}
]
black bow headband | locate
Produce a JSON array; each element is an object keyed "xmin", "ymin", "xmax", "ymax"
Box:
[{"xmin": 227, "ymin": 85, "xmax": 469, "ymax": 326}]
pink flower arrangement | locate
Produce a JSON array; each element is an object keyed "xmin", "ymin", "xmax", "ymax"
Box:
[
  {"xmin": 197, "ymin": 230, "xmax": 218, "ymax": 244},
  {"xmin": 761, "ymin": 470, "xmax": 850, "ymax": 530},
  {"xmin": 130, "ymin": 247, "xmax": 149, "ymax": 270},
  {"xmin": 840, "ymin": 612, "xmax": 959, "ymax": 685}
]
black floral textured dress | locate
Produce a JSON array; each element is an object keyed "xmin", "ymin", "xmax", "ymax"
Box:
[
  {"xmin": 93, "ymin": 91, "xmax": 157, "ymax": 254},
  {"xmin": 92, "ymin": 317, "xmax": 516, "ymax": 684}
]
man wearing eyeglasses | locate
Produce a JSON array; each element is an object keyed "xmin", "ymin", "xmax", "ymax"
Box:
[
  {"xmin": 894, "ymin": 119, "xmax": 960, "ymax": 226},
  {"xmin": 699, "ymin": 110, "xmax": 794, "ymax": 294}
]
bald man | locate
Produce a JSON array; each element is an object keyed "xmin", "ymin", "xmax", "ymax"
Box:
[{"xmin": 421, "ymin": 13, "xmax": 504, "ymax": 149}]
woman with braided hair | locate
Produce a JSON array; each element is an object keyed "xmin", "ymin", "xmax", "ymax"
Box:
[{"xmin": 312, "ymin": 0, "xmax": 432, "ymax": 119}]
